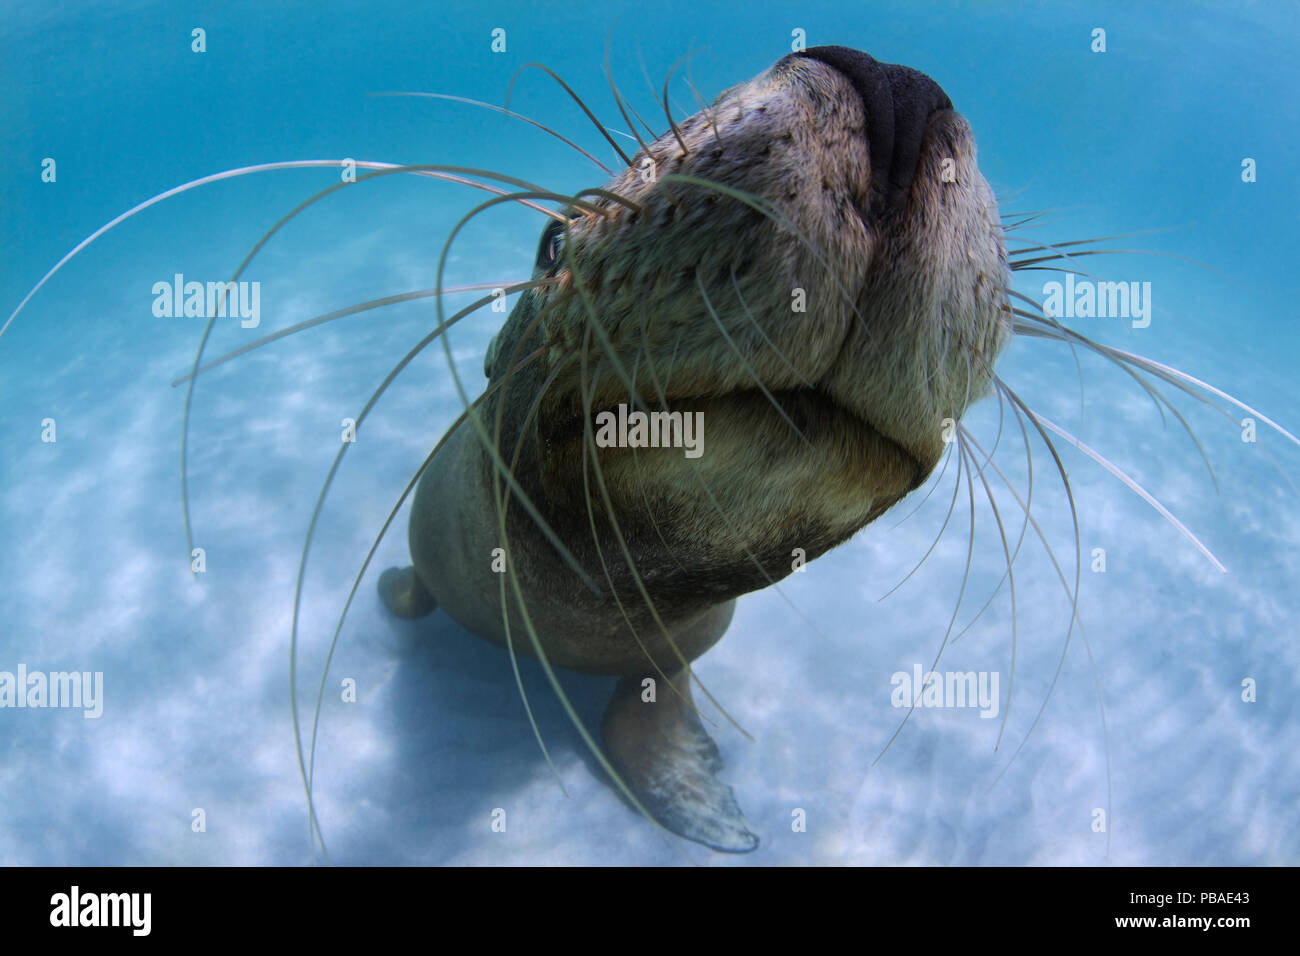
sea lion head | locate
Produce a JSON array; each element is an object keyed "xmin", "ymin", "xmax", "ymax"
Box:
[{"xmin": 487, "ymin": 46, "xmax": 1010, "ymax": 590}]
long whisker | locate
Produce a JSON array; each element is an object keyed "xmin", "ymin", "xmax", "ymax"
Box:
[
  {"xmin": 961, "ymin": 425, "xmax": 1113, "ymax": 857},
  {"xmin": 952, "ymin": 395, "xmax": 1034, "ymax": 643},
  {"xmin": 1035, "ymin": 413, "xmax": 1227, "ymax": 572},
  {"xmin": 303, "ymin": 348, "xmax": 546, "ymax": 860},
  {"xmin": 959, "ymin": 428, "xmax": 1018, "ymax": 748},
  {"xmin": 180, "ymin": 166, "xmax": 589, "ymax": 577},
  {"xmin": 603, "ymin": 31, "xmax": 653, "ymax": 158},
  {"xmin": 874, "ymin": 428, "xmax": 978, "ymax": 764},
  {"xmin": 696, "ymin": 275, "xmax": 810, "ymax": 446},
  {"xmin": 1011, "ymin": 290, "xmax": 1205, "ymax": 452},
  {"xmin": 632, "ymin": 299, "xmax": 833, "ymax": 641},
  {"xmin": 368, "ymin": 92, "xmax": 617, "ymax": 176},
  {"xmin": 3, "ymin": 158, "xmax": 555, "ymax": 343},
  {"xmin": 979, "ymin": 380, "xmax": 1088, "ymax": 815},
  {"xmin": 429, "ymin": 192, "xmax": 708, "ymax": 858},
  {"xmin": 575, "ymin": 331, "xmax": 706, "ymax": 719},
  {"xmin": 288, "ymin": 281, "xmax": 554, "ymax": 861},
  {"xmin": 730, "ymin": 270, "xmax": 814, "ymax": 388},
  {"xmin": 634, "ymin": 39, "xmax": 665, "ymax": 118},
  {"xmin": 660, "ymin": 52, "xmax": 696, "ymax": 154},
  {"xmin": 1106, "ymin": 346, "xmax": 1300, "ymax": 449},
  {"xmin": 558, "ymin": 206, "xmax": 752, "ymax": 739},
  {"xmin": 879, "ymin": 442, "xmax": 964, "ymax": 600},
  {"xmin": 682, "ymin": 52, "xmax": 725, "ymax": 150},
  {"xmin": 168, "ymin": 281, "xmax": 549, "ymax": 387},
  {"xmin": 888, "ymin": 441, "xmax": 953, "ymax": 531},
  {"xmin": 506, "ymin": 62, "xmax": 635, "ymax": 168}
]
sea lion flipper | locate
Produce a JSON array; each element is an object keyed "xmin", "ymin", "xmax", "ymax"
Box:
[
  {"xmin": 378, "ymin": 565, "xmax": 438, "ymax": 620},
  {"xmin": 602, "ymin": 671, "xmax": 759, "ymax": 853}
]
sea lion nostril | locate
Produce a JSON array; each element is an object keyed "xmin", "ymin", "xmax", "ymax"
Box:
[{"xmin": 797, "ymin": 45, "xmax": 952, "ymax": 215}]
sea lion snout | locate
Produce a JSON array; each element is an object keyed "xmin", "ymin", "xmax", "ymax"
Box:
[{"xmin": 792, "ymin": 46, "xmax": 953, "ymax": 216}]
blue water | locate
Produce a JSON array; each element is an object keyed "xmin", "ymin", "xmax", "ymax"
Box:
[{"xmin": 2, "ymin": 0, "xmax": 1297, "ymax": 865}]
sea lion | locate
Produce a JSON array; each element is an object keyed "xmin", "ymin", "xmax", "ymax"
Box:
[{"xmin": 377, "ymin": 46, "xmax": 1009, "ymax": 851}]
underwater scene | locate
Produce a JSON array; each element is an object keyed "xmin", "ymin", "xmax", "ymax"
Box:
[{"xmin": 1, "ymin": 0, "xmax": 1297, "ymax": 865}]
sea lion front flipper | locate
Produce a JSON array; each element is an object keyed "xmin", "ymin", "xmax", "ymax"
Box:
[
  {"xmin": 378, "ymin": 565, "xmax": 438, "ymax": 620},
  {"xmin": 601, "ymin": 669, "xmax": 759, "ymax": 853}
]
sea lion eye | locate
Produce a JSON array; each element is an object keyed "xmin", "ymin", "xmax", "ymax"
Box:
[{"xmin": 537, "ymin": 219, "xmax": 566, "ymax": 272}]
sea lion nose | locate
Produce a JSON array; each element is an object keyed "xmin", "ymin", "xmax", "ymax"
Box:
[{"xmin": 796, "ymin": 45, "xmax": 953, "ymax": 215}]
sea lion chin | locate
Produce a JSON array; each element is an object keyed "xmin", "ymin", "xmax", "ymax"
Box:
[{"xmin": 379, "ymin": 46, "xmax": 1010, "ymax": 852}]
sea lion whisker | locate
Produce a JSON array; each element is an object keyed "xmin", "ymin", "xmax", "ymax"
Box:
[
  {"xmin": 489, "ymin": 409, "xmax": 701, "ymax": 860},
  {"xmin": 507, "ymin": 62, "xmax": 635, "ymax": 168},
  {"xmin": 168, "ymin": 280, "xmax": 548, "ymax": 388},
  {"xmin": 304, "ymin": 351, "xmax": 546, "ymax": 861},
  {"xmin": 659, "ymin": 173, "xmax": 875, "ymax": 346},
  {"xmin": 1105, "ymin": 346, "xmax": 1300, "ymax": 450},
  {"xmin": 949, "ymin": 397, "xmax": 1036, "ymax": 644},
  {"xmin": 632, "ymin": 39, "xmax": 668, "ymax": 139},
  {"xmin": 695, "ymin": 274, "xmax": 812, "ymax": 447},
  {"xmin": 960, "ymin": 421, "xmax": 1112, "ymax": 859},
  {"xmin": 179, "ymin": 164, "xmax": 588, "ymax": 572},
  {"xmin": 367, "ymin": 91, "xmax": 617, "ymax": 176},
  {"xmin": 295, "ymin": 221, "xmax": 579, "ymax": 848},
  {"xmin": 1, "ymin": 158, "xmax": 540, "ymax": 343},
  {"xmin": 949, "ymin": 327, "xmax": 1037, "ymax": 603},
  {"xmin": 1015, "ymin": 310, "xmax": 1216, "ymax": 485},
  {"xmin": 1011, "ymin": 247, "xmax": 1161, "ymax": 270},
  {"xmin": 492, "ymin": 354, "xmax": 582, "ymax": 798},
  {"xmin": 873, "ymin": 427, "xmax": 980, "ymax": 766},
  {"xmin": 1000, "ymin": 212, "xmax": 1055, "ymax": 231},
  {"xmin": 998, "ymin": 207, "xmax": 1056, "ymax": 219},
  {"xmin": 878, "ymin": 434, "xmax": 965, "ymax": 601},
  {"xmin": 484, "ymin": 308, "xmax": 598, "ymax": 791},
  {"xmin": 602, "ymin": 31, "xmax": 654, "ymax": 160},
  {"xmin": 729, "ymin": 269, "xmax": 815, "ymax": 389},
  {"xmin": 482, "ymin": 323, "xmax": 712, "ymax": 856},
  {"xmin": 1011, "ymin": 303, "xmax": 1227, "ymax": 490},
  {"xmin": 570, "ymin": 301, "xmax": 751, "ymax": 737},
  {"xmin": 682, "ymin": 52, "xmax": 726, "ymax": 150},
  {"xmin": 434, "ymin": 189, "xmax": 651, "ymax": 595},
  {"xmin": 659, "ymin": 51, "xmax": 699, "ymax": 155},
  {"xmin": 1006, "ymin": 228, "xmax": 1173, "ymax": 258},
  {"xmin": 628, "ymin": 322, "xmax": 695, "ymax": 578},
  {"xmin": 625, "ymin": 101, "xmax": 665, "ymax": 144},
  {"xmin": 987, "ymin": 379, "xmax": 1085, "ymax": 760},
  {"xmin": 1011, "ymin": 239, "xmax": 1224, "ymax": 282},
  {"xmin": 288, "ymin": 285, "xmax": 554, "ymax": 861},
  {"xmin": 888, "ymin": 442, "xmax": 954, "ymax": 531},
  {"xmin": 958, "ymin": 429, "xmax": 1019, "ymax": 749},
  {"xmin": 495, "ymin": 535, "xmax": 699, "ymax": 862},
  {"xmin": 1034, "ymin": 412, "xmax": 1228, "ymax": 573},
  {"xmin": 970, "ymin": 358, "xmax": 1010, "ymax": 470},
  {"xmin": 632, "ymin": 298, "xmax": 833, "ymax": 641},
  {"xmin": 575, "ymin": 342, "xmax": 710, "ymax": 721},
  {"xmin": 1093, "ymin": 346, "xmax": 1299, "ymax": 495},
  {"xmin": 1009, "ymin": 266, "xmax": 1098, "ymax": 277},
  {"xmin": 427, "ymin": 188, "xmax": 698, "ymax": 853}
]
